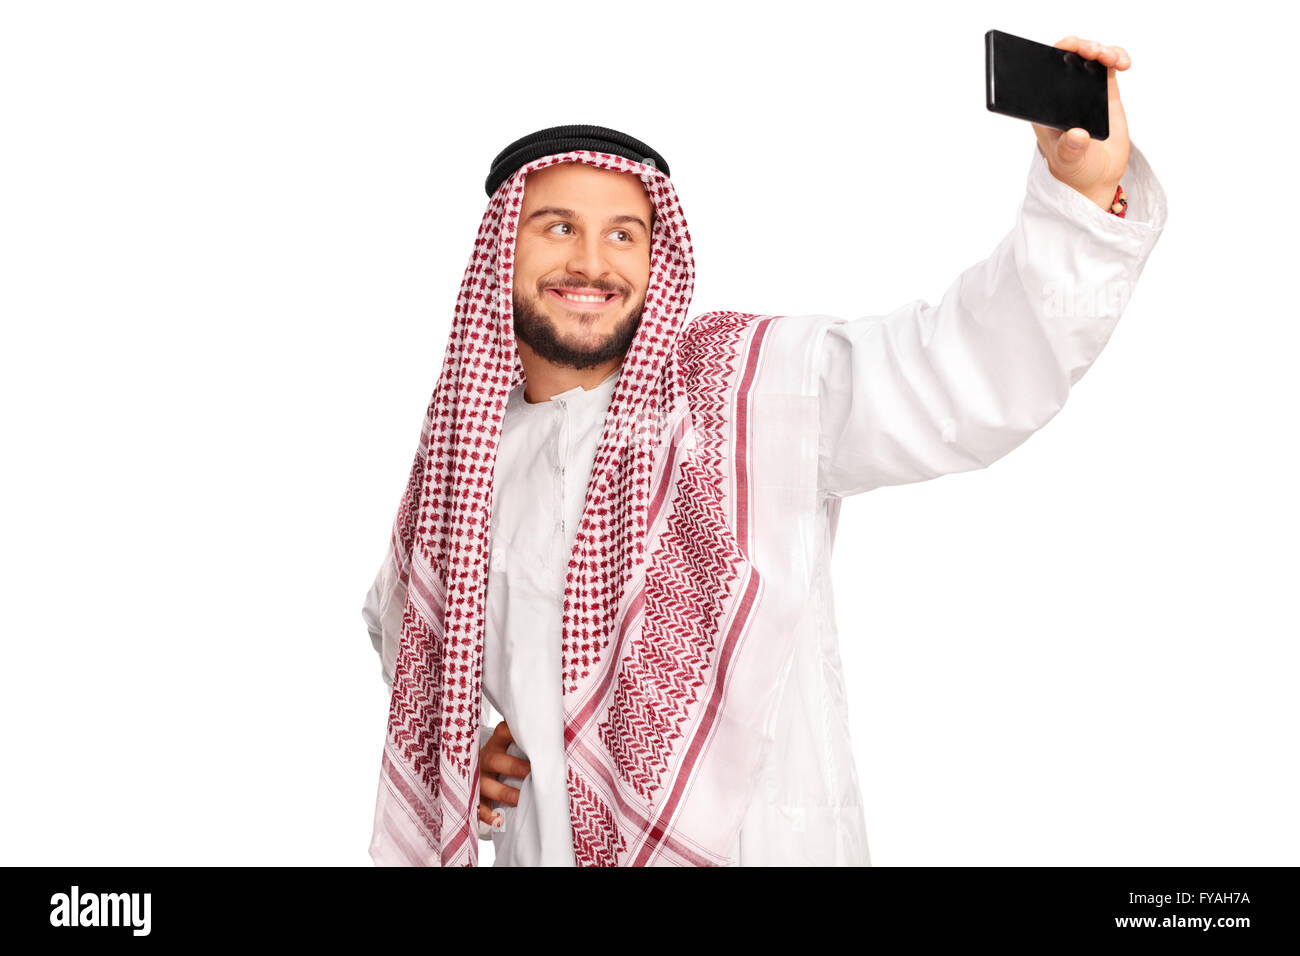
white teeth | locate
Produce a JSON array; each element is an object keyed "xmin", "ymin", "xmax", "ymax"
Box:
[{"xmin": 556, "ymin": 291, "xmax": 608, "ymax": 303}]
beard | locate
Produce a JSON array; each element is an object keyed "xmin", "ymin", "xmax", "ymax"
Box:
[{"xmin": 512, "ymin": 286, "xmax": 643, "ymax": 371}]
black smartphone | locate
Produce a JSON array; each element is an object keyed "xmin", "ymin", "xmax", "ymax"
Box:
[{"xmin": 985, "ymin": 29, "xmax": 1109, "ymax": 139}]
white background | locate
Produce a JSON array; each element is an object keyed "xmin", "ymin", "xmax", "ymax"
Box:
[{"xmin": 2, "ymin": 0, "xmax": 1294, "ymax": 867}]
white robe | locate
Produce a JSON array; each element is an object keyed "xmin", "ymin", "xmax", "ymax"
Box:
[
  {"xmin": 480, "ymin": 367, "xmax": 622, "ymax": 866},
  {"xmin": 364, "ymin": 141, "xmax": 1168, "ymax": 866}
]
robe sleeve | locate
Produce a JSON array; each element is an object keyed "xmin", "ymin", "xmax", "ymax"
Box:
[
  {"xmin": 361, "ymin": 544, "xmax": 403, "ymax": 689},
  {"xmin": 816, "ymin": 140, "xmax": 1167, "ymax": 498}
]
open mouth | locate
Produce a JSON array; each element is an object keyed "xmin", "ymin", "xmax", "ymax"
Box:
[{"xmin": 547, "ymin": 288, "xmax": 617, "ymax": 311}]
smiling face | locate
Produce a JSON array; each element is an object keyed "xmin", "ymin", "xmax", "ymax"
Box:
[{"xmin": 511, "ymin": 161, "xmax": 655, "ymax": 372}]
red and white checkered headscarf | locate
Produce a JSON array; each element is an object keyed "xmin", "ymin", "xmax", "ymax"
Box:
[{"xmin": 369, "ymin": 148, "xmax": 771, "ymax": 866}]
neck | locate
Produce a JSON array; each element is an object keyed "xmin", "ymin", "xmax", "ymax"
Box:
[{"xmin": 515, "ymin": 338, "xmax": 622, "ymax": 404}]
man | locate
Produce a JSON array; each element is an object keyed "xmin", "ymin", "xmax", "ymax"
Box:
[{"xmin": 363, "ymin": 35, "xmax": 1167, "ymax": 866}]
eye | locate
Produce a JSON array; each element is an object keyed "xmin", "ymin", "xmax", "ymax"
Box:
[{"xmin": 546, "ymin": 223, "xmax": 634, "ymax": 243}]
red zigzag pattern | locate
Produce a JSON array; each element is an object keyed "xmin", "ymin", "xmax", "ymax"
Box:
[{"xmin": 595, "ymin": 311, "xmax": 757, "ymax": 804}]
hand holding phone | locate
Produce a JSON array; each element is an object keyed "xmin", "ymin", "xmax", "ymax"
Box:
[
  {"xmin": 986, "ymin": 30, "xmax": 1134, "ymax": 209},
  {"xmin": 986, "ymin": 29, "xmax": 1111, "ymax": 139}
]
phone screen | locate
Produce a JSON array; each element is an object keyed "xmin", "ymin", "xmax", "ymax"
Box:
[{"xmin": 985, "ymin": 29, "xmax": 1109, "ymax": 140}]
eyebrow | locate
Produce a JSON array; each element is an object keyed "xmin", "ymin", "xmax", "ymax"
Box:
[{"xmin": 523, "ymin": 206, "xmax": 651, "ymax": 235}]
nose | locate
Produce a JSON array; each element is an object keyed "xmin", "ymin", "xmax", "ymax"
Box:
[{"xmin": 565, "ymin": 229, "xmax": 612, "ymax": 286}]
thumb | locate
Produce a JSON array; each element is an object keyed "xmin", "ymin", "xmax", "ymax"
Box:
[{"xmin": 1056, "ymin": 127, "xmax": 1091, "ymax": 167}]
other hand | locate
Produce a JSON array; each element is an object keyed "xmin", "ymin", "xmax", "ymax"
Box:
[
  {"xmin": 1032, "ymin": 35, "xmax": 1132, "ymax": 210},
  {"xmin": 478, "ymin": 719, "xmax": 531, "ymax": 827}
]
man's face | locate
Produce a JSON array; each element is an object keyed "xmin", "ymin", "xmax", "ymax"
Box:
[{"xmin": 512, "ymin": 162, "xmax": 654, "ymax": 370}]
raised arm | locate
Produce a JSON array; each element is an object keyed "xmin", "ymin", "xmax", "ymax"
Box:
[
  {"xmin": 817, "ymin": 35, "xmax": 1165, "ymax": 498},
  {"xmin": 817, "ymin": 138, "xmax": 1165, "ymax": 497}
]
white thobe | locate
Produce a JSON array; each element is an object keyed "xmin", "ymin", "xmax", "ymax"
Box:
[
  {"xmin": 480, "ymin": 366, "xmax": 622, "ymax": 866},
  {"xmin": 367, "ymin": 141, "xmax": 1168, "ymax": 866}
]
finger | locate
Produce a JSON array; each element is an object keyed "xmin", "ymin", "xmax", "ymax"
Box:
[
  {"xmin": 1093, "ymin": 44, "xmax": 1129, "ymax": 71},
  {"xmin": 482, "ymin": 750, "xmax": 531, "ymax": 777},
  {"xmin": 1076, "ymin": 37, "xmax": 1103, "ymax": 59},
  {"xmin": 1058, "ymin": 36, "xmax": 1128, "ymax": 71},
  {"xmin": 480, "ymin": 777, "xmax": 522, "ymax": 805},
  {"xmin": 479, "ymin": 776, "xmax": 519, "ymax": 803}
]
